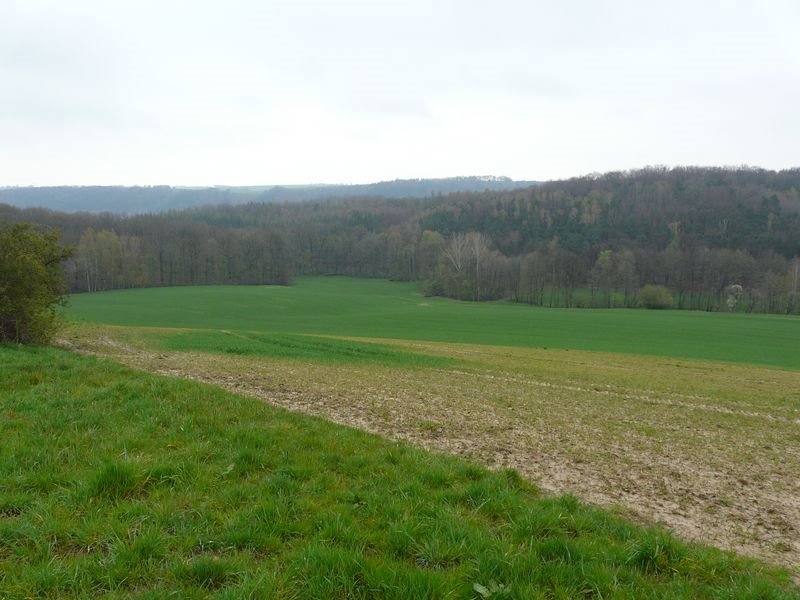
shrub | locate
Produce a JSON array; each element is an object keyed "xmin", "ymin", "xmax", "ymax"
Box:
[
  {"xmin": 639, "ymin": 284, "xmax": 673, "ymax": 309},
  {"xmin": 0, "ymin": 223, "xmax": 73, "ymax": 343}
]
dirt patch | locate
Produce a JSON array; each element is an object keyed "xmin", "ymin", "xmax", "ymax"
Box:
[{"xmin": 59, "ymin": 330, "xmax": 800, "ymax": 579}]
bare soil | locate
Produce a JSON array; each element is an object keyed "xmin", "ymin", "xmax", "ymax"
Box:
[{"xmin": 60, "ymin": 329, "xmax": 800, "ymax": 578}]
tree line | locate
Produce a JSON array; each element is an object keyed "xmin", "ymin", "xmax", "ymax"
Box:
[{"xmin": 1, "ymin": 166, "xmax": 799, "ymax": 313}]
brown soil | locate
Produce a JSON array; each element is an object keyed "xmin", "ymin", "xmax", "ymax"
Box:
[{"xmin": 60, "ymin": 331, "xmax": 800, "ymax": 580}]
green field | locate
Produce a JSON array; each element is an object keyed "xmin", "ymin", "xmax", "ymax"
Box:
[
  {"xmin": 67, "ymin": 277, "xmax": 800, "ymax": 370},
  {"xmin": 159, "ymin": 330, "xmax": 457, "ymax": 369},
  {"xmin": 2, "ymin": 345, "xmax": 798, "ymax": 598},
  {"xmin": 14, "ymin": 276, "xmax": 797, "ymax": 593}
]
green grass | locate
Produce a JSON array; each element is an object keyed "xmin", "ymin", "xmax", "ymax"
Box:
[
  {"xmin": 67, "ymin": 277, "xmax": 800, "ymax": 369},
  {"xmin": 158, "ymin": 330, "xmax": 457, "ymax": 368},
  {"xmin": 1, "ymin": 344, "xmax": 797, "ymax": 598}
]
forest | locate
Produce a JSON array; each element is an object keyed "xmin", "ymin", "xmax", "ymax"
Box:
[{"xmin": 2, "ymin": 166, "xmax": 799, "ymax": 314}]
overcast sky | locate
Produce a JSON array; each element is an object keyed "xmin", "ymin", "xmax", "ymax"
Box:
[{"xmin": 1, "ymin": 0, "xmax": 798, "ymax": 186}]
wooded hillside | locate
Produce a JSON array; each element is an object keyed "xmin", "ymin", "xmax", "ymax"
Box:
[{"xmin": 2, "ymin": 167, "xmax": 799, "ymax": 313}]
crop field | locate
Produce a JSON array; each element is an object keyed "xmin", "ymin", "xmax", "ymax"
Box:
[
  {"xmin": 67, "ymin": 276, "xmax": 800, "ymax": 370},
  {"xmin": 12, "ymin": 275, "xmax": 796, "ymax": 595}
]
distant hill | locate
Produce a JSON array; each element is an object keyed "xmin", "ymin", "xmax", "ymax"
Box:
[
  {"xmin": 0, "ymin": 177, "xmax": 538, "ymax": 214},
  {"xmin": 250, "ymin": 176, "xmax": 538, "ymax": 204}
]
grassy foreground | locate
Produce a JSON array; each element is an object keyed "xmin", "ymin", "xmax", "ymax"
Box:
[
  {"xmin": 62, "ymin": 323, "xmax": 800, "ymax": 575},
  {"xmin": 67, "ymin": 277, "xmax": 800, "ymax": 370},
  {"xmin": 1, "ymin": 345, "xmax": 797, "ymax": 598}
]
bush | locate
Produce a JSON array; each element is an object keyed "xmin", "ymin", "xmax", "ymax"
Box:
[
  {"xmin": 639, "ymin": 284, "xmax": 673, "ymax": 310},
  {"xmin": 0, "ymin": 223, "xmax": 73, "ymax": 343}
]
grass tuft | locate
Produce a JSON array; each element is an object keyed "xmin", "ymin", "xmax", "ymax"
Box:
[
  {"xmin": 177, "ymin": 556, "xmax": 239, "ymax": 589},
  {"xmin": 87, "ymin": 461, "xmax": 143, "ymax": 500},
  {"xmin": 627, "ymin": 532, "xmax": 689, "ymax": 575}
]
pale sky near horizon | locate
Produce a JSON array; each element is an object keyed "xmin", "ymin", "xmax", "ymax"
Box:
[{"xmin": 1, "ymin": 0, "xmax": 799, "ymax": 187}]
